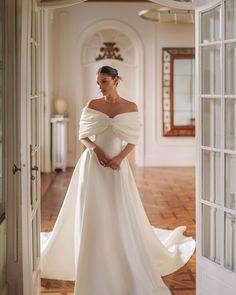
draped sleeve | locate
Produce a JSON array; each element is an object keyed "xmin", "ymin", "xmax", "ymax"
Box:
[
  {"xmin": 78, "ymin": 107, "xmax": 141, "ymax": 144},
  {"xmin": 112, "ymin": 112, "xmax": 141, "ymax": 144},
  {"xmin": 78, "ymin": 107, "xmax": 108, "ymax": 140}
]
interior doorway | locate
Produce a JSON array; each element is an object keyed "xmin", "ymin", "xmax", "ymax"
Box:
[
  {"xmin": 7, "ymin": 0, "xmax": 235, "ymax": 295},
  {"xmin": 39, "ymin": 2, "xmax": 197, "ymax": 295}
]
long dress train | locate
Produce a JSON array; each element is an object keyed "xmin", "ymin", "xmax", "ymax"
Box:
[{"xmin": 40, "ymin": 107, "xmax": 195, "ymax": 295}]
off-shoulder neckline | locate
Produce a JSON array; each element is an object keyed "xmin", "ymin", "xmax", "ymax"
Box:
[{"xmin": 84, "ymin": 106, "xmax": 138, "ymax": 119}]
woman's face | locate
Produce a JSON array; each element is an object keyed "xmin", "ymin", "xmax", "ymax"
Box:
[{"xmin": 96, "ymin": 73, "xmax": 117, "ymax": 96}]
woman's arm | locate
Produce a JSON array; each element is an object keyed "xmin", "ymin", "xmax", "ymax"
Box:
[
  {"xmin": 108, "ymin": 143, "xmax": 135, "ymax": 170},
  {"xmin": 80, "ymin": 137, "xmax": 110, "ymax": 166},
  {"xmin": 119, "ymin": 143, "xmax": 135, "ymax": 160},
  {"xmin": 80, "ymin": 137, "xmax": 96, "ymax": 150}
]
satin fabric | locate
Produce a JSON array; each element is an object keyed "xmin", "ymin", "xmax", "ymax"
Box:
[{"xmin": 41, "ymin": 107, "xmax": 195, "ymax": 295}]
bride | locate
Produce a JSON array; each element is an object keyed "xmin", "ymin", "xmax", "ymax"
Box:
[{"xmin": 40, "ymin": 65, "xmax": 195, "ymax": 295}]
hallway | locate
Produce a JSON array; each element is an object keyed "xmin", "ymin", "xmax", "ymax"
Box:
[{"xmin": 40, "ymin": 162, "xmax": 195, "ymax": 295}]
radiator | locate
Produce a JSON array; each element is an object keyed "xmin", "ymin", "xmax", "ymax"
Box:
[{"xmin": 51, "ymin": 116, "xmax": 69, "ymax": 171}]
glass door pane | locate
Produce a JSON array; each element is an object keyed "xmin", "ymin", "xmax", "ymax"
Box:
[
  {"xmin": 202, "ymin": 150, "xmax": 221, "ymax": 204},
  {"xmin": 225, "ymin": 43, "xmax": 236, "ymax": 95},
  {"xmin": 225, "ymin": 99, "xmax": 236, "ymax": 150},
  {"xmin": 224, "ymin": 212, "xmax": 236, "ymax": 272},
  {"xmin": 201, "ymin": 5, "xmax": 221, "ymax": 43},
  {"xmin": 225, "ymin": 154, "xmax": 236, "ymax": 210},
  {"xmin": 225, "ymin": 0, "xmax": 236, "ymax": 40},
  {"xmin": 202, "ymin": 203, "xmax": 221, "ymax": 264},
  {"xmin": 202, "ymin": 98, "xmax": 221, "ymax": 148},
  {"xmin": 201, "ymin": 46, "xmax": 221, "ymax": 95}
]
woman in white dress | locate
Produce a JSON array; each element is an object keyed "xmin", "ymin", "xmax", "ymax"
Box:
[{"xmin": 40, "ymin": 66, "xmax": 195, "ymax": 295}]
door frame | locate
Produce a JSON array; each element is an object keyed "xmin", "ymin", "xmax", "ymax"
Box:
[
  {"xmin": 5, "ymin": 0, "xmax": 24, "ymax": 294},
  {"xmin": 20, "ymin": 0, "xmax": 34, "ymax": 293},
  {"xmin": 20, "ymin": 0, "xmax": 42, "ymax": 293},
  {"xmin": 195, "ymin": 1, "xmax": 236, "ymax": 294},
  {"xmin": 6, "ymin": 0, "xmax": 41, "ymax": 293}
]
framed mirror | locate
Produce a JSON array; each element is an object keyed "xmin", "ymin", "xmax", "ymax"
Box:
[{"xmin": 162, "ymin": 48, "xmax": 195, "ymax": 136}]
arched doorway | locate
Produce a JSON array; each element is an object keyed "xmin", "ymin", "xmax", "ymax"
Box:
[{"xmin": 75, "ymin": 19, "xmax": 145, "ymax": 165}]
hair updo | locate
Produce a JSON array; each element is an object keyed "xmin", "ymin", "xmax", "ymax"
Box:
[{"xmin": 96, "ymin": 66, "xmax": 122, "ymax": 82}]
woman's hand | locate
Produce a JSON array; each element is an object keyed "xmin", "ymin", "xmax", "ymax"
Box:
[
  {"xmin": 107, "ymin": 143, "xmax": 135, "ymax": 170},
  {"xmin": 107, "ymin": 155, "xmax": 123, "ymax": 170},
  {"xmin": 93, "ymin": 146, "xmax": 110, "ymax": 167}
]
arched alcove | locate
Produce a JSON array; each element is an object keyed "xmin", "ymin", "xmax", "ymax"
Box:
[
  {"xmin": 82, "ymin": 28, "xmax": 135, "ymax": 100},
  {"xmin": 75, "ymin": 19, "xmax": 145, "ymax": 166}
]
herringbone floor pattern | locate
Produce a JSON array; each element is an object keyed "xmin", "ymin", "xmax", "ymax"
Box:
[{"xmin": 41, "ymin": 159, "xmax": 195, "ymax": 295}]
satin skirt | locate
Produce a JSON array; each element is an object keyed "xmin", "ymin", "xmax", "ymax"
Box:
[{"xmin": 41, "ymin": 129, "xmax": 195, "ymax": 295}]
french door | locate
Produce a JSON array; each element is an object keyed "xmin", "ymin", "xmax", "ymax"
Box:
[
  {"xmin": 29, "ymin": 0, "xmax": 41, "ymax": 292},
  {"xmin": 196, "ymin": 0, "xmax": 236, "ymax": 294},
  {"xmin": 0, "ymin": 0, "xmax": 6, "ymax": 293},
  {"xmin": 21, "ymin": 0, "xmax": 41, "ymax": 293}
]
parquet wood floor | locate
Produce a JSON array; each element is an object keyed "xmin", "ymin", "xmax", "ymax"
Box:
[{"xmin": 41, "ymin": 157, "xmax": 195, "ymax": 295}]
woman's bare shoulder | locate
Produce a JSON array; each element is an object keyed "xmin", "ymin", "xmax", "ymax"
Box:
[
  {"xmin": 86, "ymin": 98, "xmax": 104, "ymax": 109},
  {"xmin": 121, "ymin": 98, "xmax": 138, "ymax": 112}
]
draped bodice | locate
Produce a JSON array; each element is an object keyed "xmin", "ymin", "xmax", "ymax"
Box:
[
  {"xmin": 95, "ymin": 128, "xmax": 124, "ymax": 158},
  {"xmin": 79, "ymin": 107, "xmax": 141, "ymax": 157}
]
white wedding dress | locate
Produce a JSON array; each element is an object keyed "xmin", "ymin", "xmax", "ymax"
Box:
[{"xmin": 40, "ymin": 107, "xmax": 196, "ymax": 295}]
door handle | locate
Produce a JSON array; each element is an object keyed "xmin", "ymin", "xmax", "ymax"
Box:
[
  {"xmin": 31, "ymin": 165, "xmax": 38, "ymax": 180},
  {"xmin": 32, "ymin": 165, "xmax": 38, "ymax": 171},
  {"xmin": 12, "ymin": 164, "xmax": 21, "ymax": 175}
]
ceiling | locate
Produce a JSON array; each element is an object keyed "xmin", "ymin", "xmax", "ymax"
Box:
[
  {"xmin": 38, "ymin": 0, "xmax": 153, "ymax": 9},
  {"xmin": 86, "ymin": 0, "xmax": 150, "ymax": 2},
  {"xmin": 38, "ymin": 0, "xmax": 219, "ymax": 9},
  {"xmin": 40, "ymin": 0, "xmax": 150, "ymax": 2},
  {"xmin": 86, "ymin": 0, "xmax": 150, "ymax": 3}
]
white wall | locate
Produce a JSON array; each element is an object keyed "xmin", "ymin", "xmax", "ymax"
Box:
[
  {"xmin": 48, "ymin": 2, "xmax": 195, "ymax": 167},
  {"xmin": 151, "ymin": 23, "xmax": 195, "ymax": 166}
]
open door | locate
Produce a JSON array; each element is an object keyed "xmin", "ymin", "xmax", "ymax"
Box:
[
  {"xmin": 19, "ymin": 0, "xmax": 87, "ymax": 293},
  {"xmin": 2, "ymin": 0, "xmax": 41, "ymax": 293},
  {"xmin": 28, "ymin": 0, "xmax": 41, "ymax": 292},
  {"xmin": 196, "ymin": 0, "xmax": 236, "ymax": 294},
  {"xmin": 20, "ymin": 0, "xmax": 41, "ymax": 293}
]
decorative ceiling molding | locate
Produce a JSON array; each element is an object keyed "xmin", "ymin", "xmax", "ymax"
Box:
[
  {"xmin": 37, "ymin": 0, "xmax": 149, "ymax": 9},
  {"xmin": 37, "ymin": 0, "xmax": 220, "ymax": 9},
  {"xmin": 37, "ymin": 0, "xmax": 86, "ymax": 8}
]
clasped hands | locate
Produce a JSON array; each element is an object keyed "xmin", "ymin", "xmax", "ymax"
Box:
[{"xmin": 93, "ymin": 146, "xmax": 123, "ymax": 171}]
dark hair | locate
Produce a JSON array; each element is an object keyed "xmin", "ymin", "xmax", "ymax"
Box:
[{"xmin": 96, "ymin": 66, "xmax": 122, "ymax": 82}]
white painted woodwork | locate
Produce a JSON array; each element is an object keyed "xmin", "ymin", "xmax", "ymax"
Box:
[
  {"xmin": 20, "ymin": 0, "xmax": 41, "ymax": 293},
  {"xmin": 5, "ymin": 0, "xmax": 24, "ymax": 294},
  {"xmin": 196, "ymin": 1, "xmax": 236, "ymax": 294},
  {"xmin": 40, "ymin": 9, "xmax": 53, "ymax": 173}
]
